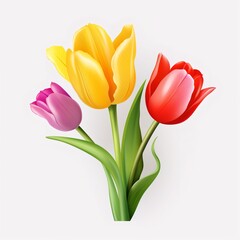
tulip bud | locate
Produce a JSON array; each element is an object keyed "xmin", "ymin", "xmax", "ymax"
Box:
[
  {"xmin": 47, "ymin": 24, "xmax": 136, "ymax": 109},
  {"xmin": 30, "ymin": 82, "xmax": 82, "ymax": 131},
  {"xmin": 146, "ymin": 54, "xmax": 215, "ymax": 124}
]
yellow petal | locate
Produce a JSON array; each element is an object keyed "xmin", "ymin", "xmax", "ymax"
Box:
[
  {"xmin": 66, "ymin": 50, "xmax": 90, "ymax": 105},
  {"xmin": 111, "ymin": 26, "xmax": 136, "ymax": 104},
  {"xmin": 73, "ymin": 23, "xmax": 116, "ymax": 100},
  {"xmin": 46, "ymin": 46, "xmax": 69, "ymax": 81},
  {"xmin": 66, "ymin": 49, "xmax": 111, "ymax": 109},
  {"xmin": 113, "ymin": 25, "xmax": 135, "ymax": 50}
]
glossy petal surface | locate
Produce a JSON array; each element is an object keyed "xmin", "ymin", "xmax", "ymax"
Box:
[
  {"xmin": 35, "ymin": 100, "xmax": 51, "ymax": 113},
  {"xmin": 190, "ymin": 69, "xmax": 203, "ymax": 101},
  {"xmin": 73, "ymin": 23, "xmax": 115, "ymax": 98},
  {"xmin": 148, "ymin": 70, "xmax": 194, "ymax": 123},
  {"xmin": 36, "ymin": 91, "xmax": 49, "ymax": 103},
  {"xmin": 31, "ymin": 83, "xmax": 82, "ymax": 131},
  {"xmin": 168, "ymin": 87, "xmax": 215, "ymax": 124},
  {"xmin": 67, "ymin": 50, "xmax": 111, "ymax": 109},
  {"xmin": 50, "ymin": 82, "xmax": 70, "ymax": 97},
  {"xmin": 112, "ymin": 26, "xmax": 136, "ymax": 103},
  {"xmin": 113, "ymin": 25, "xmax": 134, "ymax": 49},
  {"xmin": 46, "ymin": 93, "xmax": 82, "ymax": 131},
  {"xmin": 171, "ymin": 61, "xmax": 193, "ymax": 75},
  {"xmin": 30, "ymin": 102, "xmax": 60, "ymax": 129},
  {"xmin": 146, "ymin": 54, "xmax": 215, "ymax": 124},
  {"xmin": 146, "ymin": 54, "xmax": 170, "ymax": 99},
  {"xmin": 46, "ymin": 46, "xmax": 69, "ymax": 81}
]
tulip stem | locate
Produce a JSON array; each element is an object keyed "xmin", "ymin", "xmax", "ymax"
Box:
[
  {"xmin": 76, "ymin": 126, "xmax": 129, "ymax": 220},
  {"xmin": 76, "ymin": 126, "xmax": 93, "ymax": 142},
  {"xmin": 108, "ymin": 105, "xmax": 131, "ymax": 220},
  {"xmin": 128, "ymin": 120, "xmax": 159, "ymax": 190},
  {"xmin": 108, "ymin": 105, "xmax": 121, "ymax": 168}
]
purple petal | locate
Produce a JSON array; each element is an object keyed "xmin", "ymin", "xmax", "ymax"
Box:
[
  {"xmin": 30, "ymin": 102, "xmax": 62, "ymax": 130},
  {"xmin": 30, "ymin": 101, "xmax": 38, "ymax": 106},
  {"xmin": 36, "ymin": 88, "xmax": 53, "ymax": 102},
  {"xmin": 50, "ymin": 82, "xmax": 70, "ymax": 97},
  {"xmin": 46, "ymin": 93, "xmax": 82, "ymax": 131},
  {"xmin": 36, "ymin": 91, "xmax": 48, "ymax": 102},
  {"xmin": 35, "ymin": 100, "xmax": 51, "ymax": 113},
  {"xmin": 42, "ymin": 88, "xmax": 53, "ymax": 95}
]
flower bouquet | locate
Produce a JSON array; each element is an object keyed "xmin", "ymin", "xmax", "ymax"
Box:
[{"xmin": 30, "ymin": 23, "xmax": 215, "ymax": 221}]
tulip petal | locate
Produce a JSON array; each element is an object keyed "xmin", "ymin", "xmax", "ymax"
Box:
[
  {"xmin": 30, "ymin": 102, "xmax": 60, "ymax": 129},
  {"xmin": 50, "ymin": 82, "xmax": 70, "ymax": 97},
  {"xmin": 36, "ymin": 88, "xmax": 53, "ymax": 102},
  {"xmin": 171, "ymin": 61, "xmax": 193, "ymax": 75},
  {"xmin": 148, "ymin": 70, "xmax": 194, "ymax": 123},
  {"xmin": 42, "ymin": 88, "xmax": 53, "ymax": 96},
  {"xmin": 111, "ymin": 26, "xmax": 136, "ymax": 103},
  {"xmin": 66, "ymin": 50, "xmax": 90, "ymax": 105},
  {"xmin": 46, "ymin": 93, "xmax": 82, "ymax": 131},
  {"xmin": 73, "ymin": 24, "xmax": 115, "ymax": 98},
  {"xmin": 35, "ymin": 100, "xmax": 51, "ymax": 113},
  {"xmin": 146, "ymin": 54, "xmax": 170, "ymax": 99},
  {"xmin": 113, "ymin": 25, "xmax": 134, "ymax": 50},
  {"xmin": 66, "ymin": 49, "xmax": 111, "ymax": 109},
  {"xmin": 171, "ymin": 63, "xmax": 204, "ymax": 104},
  {"xmin": 168, "ymin": 87, "xmax": 215, "ymax": 124},
  {"xmin": 36, "ymin": 91, "xmax": 48, "ymax": 103},
  {"xmin": 46, "ymin": 46, "xmax": 69, "ymax": 81},
  {"xmin": 190, "ymin": 69, "xmax": 203, "ymax": 100}
]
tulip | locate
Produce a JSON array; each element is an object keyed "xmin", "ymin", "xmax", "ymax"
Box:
[
  {"xmin": 46, "ymin": 24, "xmax": 136, "ymax": 109},
  {"xmin": 30, "ymin": 82, "xmax": 82, "ymax": 131},
  {"xmin": 146, "ymin": 54, "xmax": 215, "ymax": 124}
]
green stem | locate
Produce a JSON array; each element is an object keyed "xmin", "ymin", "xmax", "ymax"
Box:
[
  {"xmin": 108, "ymin": 105, "xmax": 121, "ymax": 168},
  {"xmin": 76, "ymin": 126, "xmax": 93, "ymax": 142},
  {"xmin": 108, "ymin": 105, "xmax": 130, "ymax": 220},
  {"xmin": 118, "ymin": 184, "xmax": 130, "ymax": 220},
  {"xmin": 76, "ymin": 127, "xmax": 119, "ymax": 220},
  {"xmin": 76, "ymin": 125, "xmax": 129, "ymax": 220},
  {"xmin": 128, "ymin": 121, "xmax": 159, "ymax": 190}
]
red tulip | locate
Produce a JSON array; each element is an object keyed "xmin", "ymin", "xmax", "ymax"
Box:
[{"xmin": 145, "ymin": 54, "xmax": 215, "ymax": 124}]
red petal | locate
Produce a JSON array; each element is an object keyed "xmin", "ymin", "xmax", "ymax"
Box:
[
  {"xmin": 167, "ymin": 87, "xmax": 215, "ymax": 124},
  {"xmin": 191, "ymin": 69, "xmax": 203, "ymax": 99},
  {"xmin": 146, "ymin": 53, "xmax": 170, "ymax": 99},
  {"xmin": 171, "ymin": 61, "xmax": 193, "ymax": 75},
  {"xmin": 147, "ymin": 70, "xmax": 194, "ymax": 123}
]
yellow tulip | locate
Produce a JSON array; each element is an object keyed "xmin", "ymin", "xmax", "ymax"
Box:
[{"xmin": 46, "ymin": 24, "xmax": 136, "ymax": 109}]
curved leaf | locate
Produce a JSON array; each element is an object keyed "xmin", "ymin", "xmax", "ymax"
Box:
[
  {"xmin": 121, "ymin": 82, "xmax": 145, "ymax": 186},
  {"xmin": 128, "ymin": 138, "xmax": 161, "ymax": 218},
  {"xmin": 47, "ymin": 136, "xmax": 121, "ymax": 220},
  {"xmin": 47, "ymin": 136, "xmax": 121, "ymax": 188},
  {"xmin": 74, "ymin": 128, "xmax": 120, "ymax": 220},
  {"xmin": 103, "ymin": 168, "xmax": 120, "ymax": 220}
]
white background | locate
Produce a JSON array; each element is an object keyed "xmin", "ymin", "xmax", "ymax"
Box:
[{"xmin": 0, "ymin": 0, "xmax": 239, "ymax": 239}]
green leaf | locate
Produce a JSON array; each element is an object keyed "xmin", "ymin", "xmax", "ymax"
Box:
[
  {"xmin": 128, "ymin": 138, "xmax": 161, "ymax": 218},
  {"xmin": 103, "ymin": 168, "xmax": 120, "ymax": 220},
  {"xmin": 47, "ymin": 136, "xmax": 121, "ymax": 188},
  {"xmin": 47, "ymin": 136, "xmax": 121, "ymax": 220},
  {"xmin": 121, "ymin": 82, "xmax": 145, "ymax": 187}
]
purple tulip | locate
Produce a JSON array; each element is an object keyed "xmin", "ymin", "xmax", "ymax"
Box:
[{"xmin": 30, "ymin": 82, "xmax": 82, "ymax": 131}]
